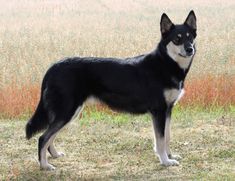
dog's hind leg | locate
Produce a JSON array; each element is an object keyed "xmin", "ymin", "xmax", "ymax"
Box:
[
  {"xmin": 151, "ymin": 110, "xmax": 179, "ymax": 166},
  {"xmin": 47, "ymin": 134, "xmax": 65, "ymax": 159},
  {"xmin": 38, "ymin": 120, "xmax": 68, "ymax": 170},
  {"xmin": 47, "ymin": 105, "xmax": 84, "ymax": 159}
]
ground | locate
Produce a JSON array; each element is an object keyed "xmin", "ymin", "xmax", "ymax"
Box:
[{"xmin": 0, "ymin": 108, "xmax": 234, "ymax": 180}]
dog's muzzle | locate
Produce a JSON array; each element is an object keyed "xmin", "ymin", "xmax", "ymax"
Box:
[{"xmin": 185, "ymin": 47, "xmax": 194, "ymax": 56}]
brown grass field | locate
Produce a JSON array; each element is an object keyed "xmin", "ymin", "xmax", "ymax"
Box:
[
  {"xmin": 0, "ymin": 0, "xmax": 235, "ymax": 117},
  {"xmin": 0, "ymin": 0, "xmax": 235, "ymax": 180}
]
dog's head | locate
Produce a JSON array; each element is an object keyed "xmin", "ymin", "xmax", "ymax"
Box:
[{"xmin": 160, "ymin": 11, "xmax": 197, "ymax": 69}]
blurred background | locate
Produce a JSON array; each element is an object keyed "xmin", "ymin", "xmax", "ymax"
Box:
[{"xmin": 0, "ymin": 0, "xmax": 234, "ymax": 117}]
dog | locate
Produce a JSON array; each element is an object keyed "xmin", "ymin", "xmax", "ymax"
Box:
[{"xmin": 26, "ymin": 11, "xmax": 197, "ymax": 170}]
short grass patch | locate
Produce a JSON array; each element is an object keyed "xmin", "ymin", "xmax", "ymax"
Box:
[{"xmin": 0, "ymin": 108, "xmax": 234, "ymax": 180}]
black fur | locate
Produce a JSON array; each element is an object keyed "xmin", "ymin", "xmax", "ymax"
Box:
[
  {"xmin": 26, "ymin": 49, "xmax": 189, "ymax": 137},
  {"xmin": 26, "ymin": 99, "xmax": 48, "ymax": 139},
  {"xmin": 26, "ymin": 10, "xmax": 197, "ymax": 168}
]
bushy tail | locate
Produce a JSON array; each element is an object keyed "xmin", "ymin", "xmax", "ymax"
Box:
[{"xmin": 26, "ymin": 100, "xmax": 49, "ymax": 139}]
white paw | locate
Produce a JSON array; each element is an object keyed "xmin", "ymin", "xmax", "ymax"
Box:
[
  {"xmin": 161, "ymin": 159, "xmax": 179, "ymax": 166},
  {"xmin": 58, "ymin": 152, "xmax": 65, "ymax": 157},
  {"xmin": 169, "ymin": 154, "xmax": 182, "ymax": 160},
  {"xmin": 56, "ymin": 152, "xmax": 65, "ymax": 157},
  {"xmin": 40, "ymin": 163, "xmax": 56, "ymax": 171},
  {"xmin": 52, "ymin": 152, "xmax": 65, "ymax": 158}
]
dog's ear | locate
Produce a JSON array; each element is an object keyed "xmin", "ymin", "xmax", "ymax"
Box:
[
  {"xmin": 184, "ymin": 10, "xmax": 196, "ymax": 30},
  {"xmin": 160, "ymin": 13, "xmax": 174, "ymax": 37}
]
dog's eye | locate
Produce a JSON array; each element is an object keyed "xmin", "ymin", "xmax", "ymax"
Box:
[{"xmin": 173, "ymin": 37, "xmax": 181, "ymax": 44}]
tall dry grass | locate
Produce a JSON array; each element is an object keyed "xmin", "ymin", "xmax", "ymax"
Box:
[
  {"xmin": 0, "ymin": 83, "xmax": 39, "ymax": 118},
  {"xmin": 1, "ymin": 75, "xmax": 234, "ymax": 118},
  {"xmin": 0, "ymin": 0, "xmax": 234, "ymax": 117},
  {"xmin": 183, "ymin": 75, "xmax": 235, "ymax": 107}
]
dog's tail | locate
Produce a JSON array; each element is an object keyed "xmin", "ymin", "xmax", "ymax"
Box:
[{"xmin": 26, "ymin": 99, "xmax": 49, "ymax": 139}]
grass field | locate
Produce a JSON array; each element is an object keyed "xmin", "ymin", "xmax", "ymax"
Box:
[
  {"xmin": 0, "ymin": 108, "xmax": 234, "ymax": 180},
  {"xmin": 0, "ymin": 0, "xmax": 235, "ymax": 180}
]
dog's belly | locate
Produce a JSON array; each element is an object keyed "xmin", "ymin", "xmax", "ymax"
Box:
[{"xmin": 96, "ymin": 92, "xmax": 149, "ymax": 114}]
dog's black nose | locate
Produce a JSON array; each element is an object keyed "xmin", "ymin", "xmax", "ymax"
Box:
[{"xmin": 186, "ymin": 47, "xmax": 193, "ymax": 55}]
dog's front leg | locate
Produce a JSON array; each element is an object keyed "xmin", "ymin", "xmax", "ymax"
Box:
[
  {"xmin": 151, "ymin": 110, "xmax": 179, "ymax": 166},
  {"xmin": 165, "ymin": 107, "xmax": 181, "ymax": 160}
]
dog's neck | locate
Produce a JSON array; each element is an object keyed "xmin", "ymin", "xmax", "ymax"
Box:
[
  {"xmin": 155, "ymin": 43, "xmax": 190, "ymax": 82},
  {"xmin": 166, "ymin": 42, "xmax": 193, "ymax": 71}
]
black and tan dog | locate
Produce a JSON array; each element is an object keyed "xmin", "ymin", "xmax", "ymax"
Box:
[{"xmin": 26, "ymin": 11, "xmax": 197, "ymax": 170}]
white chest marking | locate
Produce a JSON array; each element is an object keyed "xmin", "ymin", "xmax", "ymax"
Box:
[{"xmin": 164, "ymin": 88, "xmax": 185, "ymax": 105}]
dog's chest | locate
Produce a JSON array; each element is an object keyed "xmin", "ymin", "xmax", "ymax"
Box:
[{"xmin": 164, "ymin": 83, "xmax": 185, "ymax": 105}]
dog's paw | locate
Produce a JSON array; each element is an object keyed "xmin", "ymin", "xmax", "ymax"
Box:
[
  {"xmin": 169, "ymin": 154, "xmax": 182, "ymax": 160},
  {"xmin": 161, "ymin": 159, "xmax": 179, "ymax": 166},
  {"xmin": 58, "ymin": 152, "xmax": 65, "ymax": 157},
  {"xmin": 40, "ymin": 163, "xmax": 56, "ymax": 171},
  {"xmin": 55, "ymin": 152, "xmax": 65, "ymax": 158},
  {"xmin": 51, "ymin": 152, "xmax": 65, "ymax": 159}
]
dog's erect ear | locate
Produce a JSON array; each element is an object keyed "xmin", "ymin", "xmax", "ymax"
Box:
[
  {"xmin": 160, "ymin": 13, "xmax": 174, "ymax": 37},
  {"xmin": 184, "ymin": 10, "xmax": 196, "ymax": 30}
]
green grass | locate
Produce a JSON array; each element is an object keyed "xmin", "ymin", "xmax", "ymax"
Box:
[{"xmin": 0, "ymin": 107, "xmax": 234, "ymax": 180}]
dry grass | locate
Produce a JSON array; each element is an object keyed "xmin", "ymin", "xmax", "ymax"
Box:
[
  {"xmin": 182, "ymin": 75, "xmax": 235, "ymax": 107},
  {"xmin": 1, "ymin": 75, "xmax": 235, "ymax": 118},
  {"xmin": 0, "ymin": 83, "xmax": 39, "ymax": 118},
  {"xmin": 0, "ymin": 0, "xmax": 235, "ymax": 117},
  {"xmin": 0, "ymin": 111, "xmax": 234, "ymax": 180}
]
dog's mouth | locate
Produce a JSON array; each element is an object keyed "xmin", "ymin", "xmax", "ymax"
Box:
[
  {"xmin": 178, "ymin": 53, "xmax": 193, "ymax": 58},
  {"xmin": 178, "ymin": 53, "xmax": 188, "ymax": 58}
]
